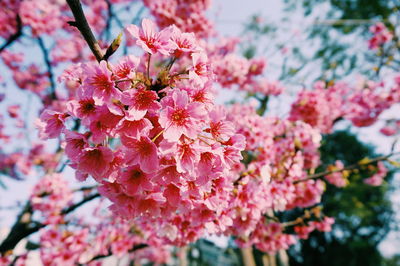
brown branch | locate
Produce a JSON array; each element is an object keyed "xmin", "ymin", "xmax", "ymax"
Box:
[
  {"xmin": 0, "ymin": 202, "xmax": 44, "ymax": 255},
  {"xmin": 0, "ymin": 15, "xmax": 22, "ymax": 53},
  {"xmin": 85, "ymin": 243, "xmax": 148, "ymax": 263},
  {"xmin": 66, "ymin": 0, "xmax": 103, "ymax": 62},
  {"xmin": 294, "ymin": 152, "xmax": 399, "ymax": 184},
  {"xmin": 61, "ymin": 192, "xmax": 100, "ymax": 215},
  {"xmin": 0, "ymin": 192, "xmax": 101, "ymax": 255}
]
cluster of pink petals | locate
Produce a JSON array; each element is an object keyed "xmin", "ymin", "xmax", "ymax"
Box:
[
  {"xmin": 37, "ymin": 202, "xmax": 172, "ymax": 265},
  {"xmin": 1, "ymin": 51, "xmax": 51, "ymax": 96},
  {"xmin": 40, "ymin": 227, "xmax": 90, "ymax": 265},
  {"xmin": 324, "ymin": 160, "xmax": 347, "ymax": 187},
  {"xmin": 364, "ymin": 161, "xmax": 388, "ymax": 186},
  {"xmin": 290, "ymin": 78, "xmax": 400, "ymax": 131},
  {"xmin": 38, "ymin": 19, "xmax": 246, "ymax": 245},
  {"xmin": 368, "ymin": 22, "xmax": 393, "ymax": 49},
  {"xmin": 294, "ymin": 216, "xmax": 335, "ymax": 239},
  {"xmin": 30, "ymin": 173, "xmax": 73, "ymax": 224},
  {"xmin": 309, "ymin": 216, "xmax": 335, "ymax": 232},
  {"xmin": 0, "ymin": 142, "xmax": 59, "ymax": 180},
  {"xmin": 223, "ymin": 104, "xmax": 330, "ymax": 252},
  {"xmin": 19, "ymin": 0, "xmax": 64, "ymax": 36},
  {"xmin": 143, "ymin": 0, "xmax": 214, "ymax": 38},
  {"xmin": 294, "ymin": 224, "xmax": 316, "ymax": 239},
  {"xmin": 345, "ymin": 81, "xmax": 393, "ymax": 127},
  {"xmin": 289, "ymin": 81, "xmax": 345, "ymax": 133},
  {"xmin": 0, "ymin": 0, "xmax": 21, "ymax": 39},
  {"xmin": 205, "ymin": 39, "xmax": 284, "ymax": 97},
  {"xmin": 251, "ymin": 222, "xmax": 296, "ymax": 254}
]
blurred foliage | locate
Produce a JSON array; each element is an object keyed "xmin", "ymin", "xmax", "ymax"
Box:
[
  {"xmin": 284, "ymin": 0, "xmax": 395, "ymax": 26},
  {"xmin": 282, "ymin": 0, "xmax": 399, "ymax": 80},
  {"xmin": 288, "ymin": 131, "xmax": 394, "ymax": 266}
]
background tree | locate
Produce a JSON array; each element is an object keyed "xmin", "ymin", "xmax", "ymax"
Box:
[{"xmin": 289, "ymin": 130, "xmax": 394, "ymax": 266}]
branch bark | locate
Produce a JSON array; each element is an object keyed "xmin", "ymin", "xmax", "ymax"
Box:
[
  {"xmin": 0, "ymin": 192, "xmax": 100, "ymax": 255},
  {"xmin": 66, "ymin": 0, "xmax": 103, "ymax": 62},
  {"xmin": 0, "ymin": 15, "xmax": 22, "ymax": 53},
  {"xmin": 37, "ymin": 37, "xmax": 56, "ymax": 99},
  {"xmin": 0, "ymin": 203, "xmax": 44, "ymax": 255},
  {"xmin": 294, "ymin": 152, "xmax": 399, "ymax": 184}
]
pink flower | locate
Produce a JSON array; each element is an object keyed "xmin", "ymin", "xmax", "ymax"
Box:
[
  {"xmin": 7, "ymin": 104, "xmax": 20, "ymax": 118},
  {"xmin": 163, "ymin": 184, "xmax": 181, "ymax": 207},
  {"xmin": 122, "ymin": 135, "xmax": 159, "ymax": 173},
  {"xmin": 67, "ymin": 97, "xmax": 98, "ymax": 125},
  {"xmin": 76, "ymin": 146, "xmax": 114, "ymax": 181},
  {"xmin": 310, "ymin": 217, "xmax": 335, "ymax": 232},
  {"xmin": 364, "ymin": 161, "xmax": 388, "ymax": 186},
  {"xmin": 170, "ymin": 26, "xmax": 200, "ymax": 57},
  {"xmin": 126, "ymin": 18, "xmax": 174, "ymax": 55},
  {"xmin": 159, "ymin": 90, "xmax": 206, "ymax": 141},
  {"xmin": 189, "ymin": 52, "xmax": 211, "ymax": 86},
  {"xmin": 207, "ymin": 106, "xmax": 235, "ymax": 141},
  {"xmin": 294, "ymin": 224, "xmax": 315, "ymax": 239},
  {"xmin": 380, "ymin": 126, "xmax": 397, "ymax": 136},
  {"xmin": 113, "ymin": 55, "xmax": 140, "ymax": 80},
  {"xmin": 64, "ymin": 131, "xmax": 89, "ymax": 162},
  {"xmin": 116, "ymin": 117, "xmax": 153, "ymax": 138},
  {"xmin": 121, "ymin": 88, "xmax": 161, "ymax": 120},
  {"xmin": 88, "ymin": 107, "xmax": 123, "ymax": 144},
  {"xmin": 324, "ymin": 160, "xmax": 347, "ymax": 187},
  {"xmin": 83, "ymin": 61, "xmax": 120, "ymax": 104},
  {"xmin": 113, "ymin": 55, "xmax": 140, "ymax": 90},
  {"xmin": 118, "ymin": 165, "xmax": 154, "ymax": 196},
  {"xmin": 36, "ymin": 110, "xmax": 67, "ymax": 140}
]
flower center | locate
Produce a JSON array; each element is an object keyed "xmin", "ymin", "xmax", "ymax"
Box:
[{"xmin": 171, "ymin": 108, "xmax": 188, "ymax": 126}]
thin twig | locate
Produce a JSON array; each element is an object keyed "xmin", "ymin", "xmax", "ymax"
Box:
[
  {"xmin": 294, "ymin": 152, "xmax": 400, "ymax": 184},
  {"xmin": 37, "ymin": 37, "xmax": 56, "ymax": 99}
]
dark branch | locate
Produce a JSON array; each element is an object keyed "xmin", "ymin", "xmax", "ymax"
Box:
[
  {"xmin": 66, "ymin": 0, "xmax": 103, "ymax": 62},
  {"xmin": 61, "ymin": 192, "xmax": 100, "ymax": 215},
  {"xmin": 0, "ymin": 15, "xmax": 22, "ymax": 53},
  {"xmin": 87, "ymin": 243, "xmax": 148, "ymax": 263},
  {"xmin": 0, "ymin": 203, "xmax": 44, "ymax": 255},
  {"xmin": 37, "ymin": 37, "xmax": 56, "ymax": 99},
  {"xmin": 0, "ymin": 192, "xmax": 101, "ymax": 255}
]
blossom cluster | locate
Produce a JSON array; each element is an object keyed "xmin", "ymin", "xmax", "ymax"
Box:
[
  {"xmin": 223, "ymin": 103, "xmax": 327, "ymax": 252},
  {"xmin": 289, "ymin": 77, "xmax": 400, "ymax": 132},
  {"xmin": 368, "ymin": 22, "xmax": 393, "ymax": 50},
  {"xmin": 30, "ymin": 173, "xmax": 73, "ymax": 224},
  {"xmin": 324, "ymin": 160, "xmax": 348, "ymax": 187},
  {"xmin": 38, "ymin": 18, "xmax": 245, "ymax": 245},
  {"xmin": 363, "ymin": 161, "xmax": 388, "ymax": 186},
  {"xmin": 37, "ymin": 208, "xmax": 172, "ymax": 265},
  {"xmin": 143, "ymin": 0, "xmax": 214, "ymax": 38}
]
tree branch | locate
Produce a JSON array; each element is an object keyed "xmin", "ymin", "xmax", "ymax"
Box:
[
  {"xmin": 61, "ymin": 192, "xmax": 100, "ymax": 215},
  {"xmin": 87, "ymin": 243, "xmax": 148, "ymax": 263},
  {"xmin": 0, "ymin": 15, "xmax": 22, "ymax": 53},
  {"xmin": 66, "ymin": 0, "xmax": 103, "ymax": 62},
  {"xmin": 0, "ymin": 192, "xmax": 101, "ymax": 255},
  {"xmin": 294, "ymin": 152, "xmax": 399, "ymax": 184},
  {"xmin": 0, "ymin": 202, "xmax": 44, "ymax": 255},
  {"xmin": 37, "ymin": 37, "xmax": 56, "ymax": 99}
]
